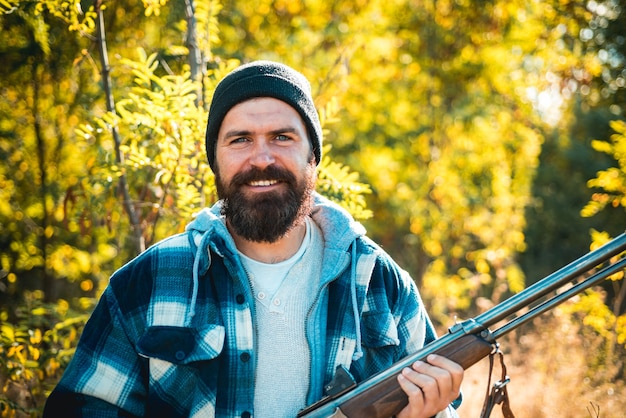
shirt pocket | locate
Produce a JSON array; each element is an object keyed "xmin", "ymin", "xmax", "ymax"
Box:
[
  {"xmin": 352, "ymin": 310, "xmax": 401, "ymax": 379},
  {"xmin": 137, "ymin": 324, "xmax": 225, "ymax": 364},
  {"xmin": 137, "ymin": 325, "xmax": 224, "ymax": 415},
  {"xmin": 361, "ymin": 310, "xmax": 400, "ymax": 348}
]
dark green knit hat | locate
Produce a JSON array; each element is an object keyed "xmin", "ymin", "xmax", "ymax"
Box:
[{"xmin": 205, "ymin": 60, "xmax": 323, "ymax": 172}]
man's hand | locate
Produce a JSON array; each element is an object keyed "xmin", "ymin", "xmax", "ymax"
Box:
[{"xmin": 396, "ymin": 354, "xmax": 464, "ymax": 418}]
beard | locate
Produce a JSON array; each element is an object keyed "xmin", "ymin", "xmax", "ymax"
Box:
[{"xmin": 215, "ymin": 161, "xmax": 316, "ymax": 243}]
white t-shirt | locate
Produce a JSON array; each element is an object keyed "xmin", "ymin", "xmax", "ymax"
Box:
[{"xmin": 238, "ymin": 217, "xmax": 324, "ymax": 418}]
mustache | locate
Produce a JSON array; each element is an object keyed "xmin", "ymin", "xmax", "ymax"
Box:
[{"xmin": 230, "ymin": 165, "xmax": 296, "ymax": 187}]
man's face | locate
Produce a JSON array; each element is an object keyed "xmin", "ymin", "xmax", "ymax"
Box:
[{"xmin": 214, "ymin": 97, "xmax": 317, "ymax": 243}]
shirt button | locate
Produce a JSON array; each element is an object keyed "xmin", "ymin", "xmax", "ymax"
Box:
[
  {"xmin": 241, "ymin": 412, "xmax": 251, "ymax": 418},
  {"xmin": 175, "ymin": 350, "xmax": 186, "ymax": 361},
  {"xmin": 258, "ymin": 292, "xmax": 266, "ymax": 300},
  {"xmin": 240, "ymin": 352, "xmax": 251, "ymax": 362},
  {"xmin": 273, "ymin": 298, "xmax": 280, "ymax": 306},
  {"xmin": 236, "ymin": 294, "xmax": 245, "ymax": 304}
]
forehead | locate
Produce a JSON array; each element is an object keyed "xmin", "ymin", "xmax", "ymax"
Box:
[{"xmin": 220, "ymin": 98, "xmax": 305, "ymax": 129}]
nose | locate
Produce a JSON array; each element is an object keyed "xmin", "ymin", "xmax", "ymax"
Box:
[{"xmin": 249, "ymin": 140, "xmax": 275, "ymax": 168}]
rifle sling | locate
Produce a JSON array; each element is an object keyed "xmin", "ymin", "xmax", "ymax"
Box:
[{"xmin": 479, "ymin": 347, "xmax": 515, "ymax": 418}]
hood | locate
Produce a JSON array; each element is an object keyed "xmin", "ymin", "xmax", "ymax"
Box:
[
  {"xmin": 185, "ymin": 192, "xmax": 366, "ymax": 252},
  {"xmin": 185, "ymin": 199, "xmax": 227, "ymax": 235},
  {"xmin": 182, "ymin": 203, "xmax": 235, "ymax": 321},
  {"xmin": 183, "ymin": 193, "xmax": 368, "ymax": 362},
  {"xmin": 310, "ymin": 193, "xmax": 366, "ymax": 249},
  {"xmin": 183, "ymin": 191, "xmax": 369, "ymax": 288}
]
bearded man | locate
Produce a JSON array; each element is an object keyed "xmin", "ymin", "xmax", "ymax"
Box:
[{"xmin": 44, "ymin": 61, "xmax": 464, "ymax": 418}]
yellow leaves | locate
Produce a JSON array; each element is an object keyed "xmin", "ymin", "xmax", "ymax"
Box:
[
  {"xmin": 318, "ymin": 97, "xmax": 341, "ymax": 132},
  {"xmin": 30, "ymin": 307, "xmax": 47, "ymax": 317},
  {"xmin": 30, "ymin": 0, "xmax": 99, "ymax": 34},
  {"xmin": 423, "ymin": 239, "xmax": 442, "ymax": 258},
  {"xmin": 609, "ymin": 119, "xmax": 626, "ymax": 135},
  {"xmin": 80, "ymin": 279, "xmax": 94, "ymax": 292},
  {"xmin": 317, "ymin": 145, "xmax": 373, "ymax": 220},
  {"xmin": 588, "ymin": 230, "xmax": 625, "ymax": 282},
  {"xmin": 78, "ymin": 47, "xmax": 215, "ymax": 242},
  {"xmin": 1, "ymin": 324, "xmax": 14, "ymax": 342},
  {"xmin": 1, "ymin": 324, "xmax": 41, "ymax": 372},
  {"xmin": 0, "ymin": 303, "xmax": 89, "ymax": 416},
  {"xmin": 0, "ymin": 0, "xmax": 18, "ymax": 14},
  {"xmin": 618, "ymin": 315, "xmax": 626, "ymax": 345},
  {"xmin": 564, "ymin": 292, "xmax": 615, "ymax": 339},
  {"xmin": 582, "ymin": 121, "xmax": 626, "ymax": 217},
  {"xmin": 475, "ymin": 259, "xmax": 490, "ymax": 274},
  {"xmin": 358, "ymin": 145, "xmax": 403, "ymax": 194},
  {"xmin": 55, "ymin": 299, "xmax": 70, "ymax": 317},
  {"xmin": 582, "ymin": 53, "xmax": 603, "ymax": 78},
  {"xmin": 142, "ymin": 0, "xmax": 168, "ymax": 17},
  {"xmin": 45, "ymin": 356, "xmax": 61, "ymax": 377},
  {"xmin": 0, "ymin": 175, "xmax": 15, "ymax": 218},
  {"xmin": 6, "ymin": 345, "xmax": 27, "ymax": 364},
  {"xmin": 274, "ymin": 0, "xmax": 303, "ymax": 15},
  {"xmin": 48, "ymin": 245, "xmax": 91, "ymax": 280},
  {"xmin": 504, "ymin": 263, "xmax": 525, "ymax": 293}
]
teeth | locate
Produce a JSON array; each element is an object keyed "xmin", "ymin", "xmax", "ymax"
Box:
[{"xmin": 249, "ymin": 180, "xmax": 278, "ymax": 187}]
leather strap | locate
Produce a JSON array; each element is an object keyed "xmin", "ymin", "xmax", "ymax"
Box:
[{"xmin": 479, "ymin": 347, "xmax": 515, "ymax": 418}]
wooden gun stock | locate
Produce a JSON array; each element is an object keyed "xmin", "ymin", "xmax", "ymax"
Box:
[
  {"xmin": 299, "ymin": 232, "xmax": 626, "ymax": 418},
  {"xmin": 335, "ymin": 334, "xmax": 494, "ymax": 418}
]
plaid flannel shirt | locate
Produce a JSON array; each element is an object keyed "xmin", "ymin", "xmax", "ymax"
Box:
[{"xmin": 44, "ymin": 194, "xmax": 458, "ymax": 417}]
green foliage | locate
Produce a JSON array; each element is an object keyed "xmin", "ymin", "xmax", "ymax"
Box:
[
  {"xmin": 0, "ymin": 291, "xmax": 91, "ymax": 416},
  {"xmin": 316, "ymin": 100, "xmax": 372, "ymax": 221},
  {"xmin": 77, "ymin": 48, "xmax": 216, "ymax": 245},
  {"xmin": 300, "ymin": 0, "xmax": 549, "ymax": 320},
  {"xmin": 579, "ymin": 119, "xmax": 626, "ymax": 353},
  {"xmin": 565, "ymin": 287, "xmax": 616, "ymax": 340},
  {"xmin": 563, "ymin": 116, "xmax": 626, "ymax": 382},
  {"xmin": 0, "ymin": 3, "xmax": 374, "ymax": 412},
  {"xmin": 1, "ymin": 0, "xmax": 626, "ymax": 415},
  {"xmin": 317, "ymin": 146, "xmax": 372, "ymax": 221},
  {"xmin": 192, "ymin": 0, "xmax": 223, "ymax": 62},
  {"xmin": 0, "ymin": 0, "xmax": 18, "ymax": 14},
  {"xmin": 581, "ymin": 120, "xmax": 626, "ymax": 217}
]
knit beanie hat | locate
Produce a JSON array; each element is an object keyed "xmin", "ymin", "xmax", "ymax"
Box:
[{"xmin": 205, "ymin": 60, "xmax": 323, "ymax": 172}]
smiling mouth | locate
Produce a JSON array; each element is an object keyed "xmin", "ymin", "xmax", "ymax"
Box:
[{"xmin": 248, "ymin": 180, "xmax": 280, "ymax": 187}]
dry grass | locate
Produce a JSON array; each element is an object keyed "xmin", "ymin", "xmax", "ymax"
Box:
[{"xmin": 456, "ymin": 310, "xmax": 626, "ymax": 418}]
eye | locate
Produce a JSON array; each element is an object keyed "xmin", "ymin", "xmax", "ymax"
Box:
[
  {"xmin": 229, "ymin": 136, "xmax": 251, "ymax": 145},
  {"xmin": 274, "ymin": 134, "xmax": 293, "ymax": 142}
]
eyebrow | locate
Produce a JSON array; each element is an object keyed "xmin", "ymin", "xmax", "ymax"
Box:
[
  {"xmin": 221, "ymin": 127, "xmax": 301, "ymax": 140},
  {"xmin": 221, "ymin": 129, "xmax": 252, "ymax": 140}
]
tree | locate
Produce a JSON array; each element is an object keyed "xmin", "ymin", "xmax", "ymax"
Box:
[
  {"xmin": 520, "ymin": 0, "xmax": 625, "ymax": 282},
  {"xmin": 213, "ymin": 0, "xmax": 553, "ymax": 319},
  {"xmin": 2, "ymin": 0, "xmax": 626, "ymax": 415},
  {"xmin": 557, "ymin": 120, "xmax": 626, "ymax": 384},
  {"xmin": 0, "ymin": 1, "xmax": 371, "ymax": 414}
]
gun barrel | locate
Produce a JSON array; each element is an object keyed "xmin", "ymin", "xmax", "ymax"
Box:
[
  {"xmin": 492, "ymin": 254, "xmax": 626, "ymax": 340},
  {"xmin": 474, "ymin": 232, "xmax": 626, "ymax": 329}
]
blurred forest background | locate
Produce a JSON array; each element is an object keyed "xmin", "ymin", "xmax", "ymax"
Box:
[{"xmin": 1, "ymin": 0, "xmax": 626, "ymax": 416}]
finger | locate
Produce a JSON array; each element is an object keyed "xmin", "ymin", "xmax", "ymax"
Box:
[
  {"xmin": 409, "ymin": 358, "xmax": 462, "ymax": 405},
  {"xmin": 398, "ymin": 365, "xmax": 445, "ymax": 417},
  {"xmin": 408, "ymin": 361, "xmax": 448, "ymax": 398},
  {"xmin": 410, "ymin": 359, "xmax": 452, "ymax": 384},
  {"xmin": 396, "ymin": 372, "xmax": 426, "ymax": 418},
  {"xmin": 397, "ymin": 367, "xmax": 426, "ymax": 397},
  {"xmin": 402, "ymin": 364, "xmax": 442, "ymax": 400},
  {"xmin": 425, "ymin": 354, "xmax": 464, "ymax": 392}
]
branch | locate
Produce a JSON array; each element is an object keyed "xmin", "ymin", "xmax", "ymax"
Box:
[
  {"xmin": 95, "ymin": 0, "xmax": 145, "ymax": 253},
  {"xmin": 184, "ymin": 0, "xmax": 203, "ymax": 106}
]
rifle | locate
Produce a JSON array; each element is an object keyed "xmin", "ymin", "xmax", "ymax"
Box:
[{"xmin": 298, "ymin": 232, "xmax": 626, "ymax": 418}]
